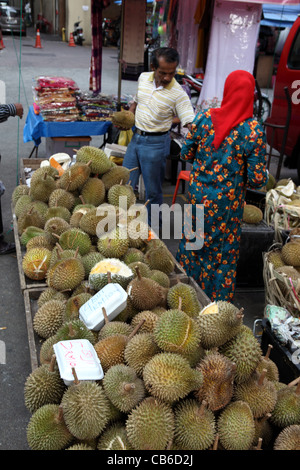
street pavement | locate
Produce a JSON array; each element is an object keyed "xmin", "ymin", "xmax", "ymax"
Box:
[{"xmin": 0, "ymin": 28, "xmax": 297, "ymax": 451}]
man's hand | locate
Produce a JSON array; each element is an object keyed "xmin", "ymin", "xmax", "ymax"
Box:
[{"xmin": 14, "ymin": 103, "xmax": 23, "ymax": 119}]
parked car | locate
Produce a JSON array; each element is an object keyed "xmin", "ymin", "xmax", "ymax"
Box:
[
  {"xmin": 0, "ymin": 5, "xmax": 26, "ymax": 36},
  {"xmin": 267, "ymin": 16, "xmax": 300, "ymax": 177}
]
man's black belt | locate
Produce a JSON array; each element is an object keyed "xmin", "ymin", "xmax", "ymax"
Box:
[{"xmin": 135, "ymin": 128, "xmax": 169, "ymax": 136}]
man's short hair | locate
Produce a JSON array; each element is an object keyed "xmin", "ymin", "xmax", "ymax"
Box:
[{"xmin": 150, "ymin": 47, "xmax": 180, "ymax": 69}]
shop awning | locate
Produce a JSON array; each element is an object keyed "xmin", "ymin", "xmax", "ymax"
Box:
[{"xmin": 261, "ymin": 3, "xmax": 300, "ymax": 26}]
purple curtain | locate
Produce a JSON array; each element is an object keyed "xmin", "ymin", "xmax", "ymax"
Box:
[{"xmin": 89, "ymin": 0, "xmax": 110, "ymax": 94}]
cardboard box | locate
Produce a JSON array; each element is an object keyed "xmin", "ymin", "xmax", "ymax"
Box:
[{"xmin": 45, "ymin": 136, "xmax": 91, "ymax": 158}]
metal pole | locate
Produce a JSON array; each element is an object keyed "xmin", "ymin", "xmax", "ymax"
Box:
[{"xmin": 117, "ymin": 0, "xmax": 125, "ymax": 111}]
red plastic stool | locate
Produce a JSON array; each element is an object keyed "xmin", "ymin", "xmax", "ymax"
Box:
[{"xmin": 171, "ymin": 170, "xmax": 191, "ymax": 205}]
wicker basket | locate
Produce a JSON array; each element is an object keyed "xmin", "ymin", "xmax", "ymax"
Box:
[
  {"xmin": 265, "ymin": 186, "xmax": 300, "ymax": 243},
  {"xmin": 263, "ymin": 244, "xmax": 300, "ymax": 318}
]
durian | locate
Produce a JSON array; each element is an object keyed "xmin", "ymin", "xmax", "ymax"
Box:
[
  {"xmin": 22, "ymin": 247, "xmax": 52, "ymax": 280},
  {"xmin": 75, "ymin": 146, "xmax": 113, "ymax": 175},
  {"xmin": 33, "ymin": 299, "xmax": 66, "ymax": 339},
  {"xmin": 111, "ymin": 110, "xmax": 135, "ymax": 130},
  {"xmin": 167, "ymin": 282, "xmax": 201, "ymax": 318},
  {"xmin": 61, "ymin": 379, "xmax": 111, "ymax": 440},
  {"xmin": 126, "ymin": 397, "xmax": 174, "ymax": 450},
  {"xmin": 80, "ymin": 177, "xmax": 106, "ymax": 206},
  {"xmin": 217, "ymin": 401, "xmax": 255, "ymax": 450},
  {"xmin": 174, "ymin": 399, "xmax": 216, "ymax": 450},
  {"xmin": 273, "ymin": 425, "xmax": 300, "ymax": 450},
  {"xmin": 195, "ymin": 350, "xmax": 236, "ymax": 411},
  {"xmin": 26, "ymin": 404, "xmax": 73, "ymax": 451},
  {"xmin": 24, "ymin": 355, "xmax": 65, "ymax": 413},
  {"xmin": 197, "ymin": 301, "xmax": 244, "ymax": 349},
  {"xmin": 143, "ymin": 352, "xmax": 203, "ymax": 404},
  {"xmin": 103, "ymin": 364, "xmax": 145, "ymax": 413},
  {"xmin": 97, "ymin": 422, "xmax": 133, "ymax": 450},
  {"xmin": 124, "ymin": 332, "xmax": 161, "ymax": 377},
  {"xmin": 243, "ymin": 204, "xmax": 263, "ymax": 224}
]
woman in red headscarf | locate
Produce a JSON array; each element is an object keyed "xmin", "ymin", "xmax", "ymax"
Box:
[{"xmin": 176, "ymin": 70, "xmax": 268, "ymax": 302}]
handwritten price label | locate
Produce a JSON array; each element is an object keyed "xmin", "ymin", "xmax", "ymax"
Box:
[{"xmin": 59, "ymin": 340, "xmax": 96, "ymax": 368}]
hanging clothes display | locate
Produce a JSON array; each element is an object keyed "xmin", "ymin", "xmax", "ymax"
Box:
[
  {"xmin": 176, "ymin": 0, "xmax": 206, "ymax": 75},
  {"xmin": 197, "ymin": 0, "xmax": 262, "ymax": 111},
  {"xmin": 121, "ymin": 0, "xmax": 146, "ymax": 80},
  {"xmin": 90, "ymin": 0, "xmax": 110, "ymax": 94}
]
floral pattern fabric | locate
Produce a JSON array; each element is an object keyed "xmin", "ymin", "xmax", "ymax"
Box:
[{"xmin": 176, "ymin": 109, "xmax": 268, "ymax": 302}]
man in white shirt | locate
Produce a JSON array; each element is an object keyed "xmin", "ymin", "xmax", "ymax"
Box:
[{"xmin": 123, "ymin": 47, "xmax": 195, "ymax": 227}]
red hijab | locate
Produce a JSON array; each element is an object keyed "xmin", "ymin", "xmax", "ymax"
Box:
[{"xmin": 210, "ymin": 70, "xmax": 255, "ymax": 150}]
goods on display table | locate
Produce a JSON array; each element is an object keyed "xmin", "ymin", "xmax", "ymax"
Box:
[
  {"xmin": 11, "ymin": 148, "xmax": 299, "ymax": 451},
  {"xmin": 32, "ymin": 76, "xmax": 129, "ymax": 122}
]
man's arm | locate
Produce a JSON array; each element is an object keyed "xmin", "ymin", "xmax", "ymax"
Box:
[{"xmin": 0, "ymin": 103, "xmax": 23, "ymax": 123}]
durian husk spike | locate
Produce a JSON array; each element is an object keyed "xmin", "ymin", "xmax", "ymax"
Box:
[
  {"xmin": 258, "ymin": 368, "xmax": 268, "ymax": 386},
  {"xmin": 123, "ymin": 383, "xmax": 136, "ymax": 392},
  {"xmin": 71, "ymin": 367, "xmax": 80, "ymax": 385},
  {"xmin": 264, "ymin": 344, "xmax": 273, "ymax": 360}
]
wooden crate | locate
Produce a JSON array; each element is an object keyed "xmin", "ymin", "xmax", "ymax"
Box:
[
  {"xmin": 12, "ymin": 204, "xmax": 48, "ymax": 292},
  {"xmin": 19, "ymin": 158, "xmax": 46, "ymax": 184},
  {"xmin": 23, "ymin": 287, "xmax": 46, "ymax": 371}
]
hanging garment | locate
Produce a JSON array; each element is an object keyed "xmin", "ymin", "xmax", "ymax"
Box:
[
  {"xmin": 121, "ymin": 0, "xmax": 146, "ymax": 79},
  {"xmin": 197, "ymin": 1, "xmax": 262, "ymax": 111},
  {"xmin": 89, "ymin": 0, "xmax": 110, "ymax": 93}
]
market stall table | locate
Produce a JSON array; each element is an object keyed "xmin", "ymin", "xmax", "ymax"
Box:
[{"xmin": 23, "ymin": 105, "xmax": 112, "ymax": 157}]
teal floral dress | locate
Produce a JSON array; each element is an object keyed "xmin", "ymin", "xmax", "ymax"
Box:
[{"xmin": 176, "ymin": 109, "xmax": 268, "ymax": 302}]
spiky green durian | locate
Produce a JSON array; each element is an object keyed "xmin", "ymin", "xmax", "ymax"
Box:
[
  {"xmin": 97, "ymin": 422, "xmax": 133, "ymax": 450},
  {"xmin": 26, "ymin": 404, "xmax": 73, "ymax": 451},
  {"xmin": 167, "ymin": 282, "xmax": 201, "ymax": 318},
  {"xmin": 58, "ymin": 228, "xmax": 92, "ymax": 256},
  {"xmin": 37, "ymin": 287, "xmax": 69, "ymax": 308},
  {"xmin": 197, "ymin": 301, "xmax": 244, "ymax": 349},
  {"xmin": 48, "ymin": 188, "xmax": 75, "ymax": 210},
  {"xmin": 144, "ymin": 245, "xmax": 175, "ymax": 275},
  {"xmin": 270, "ymin": 381, "xmax": 300, "ymax": 428},
  {"xmin": 143, "ymin": 352, "xmax": 203, "ymax": 404},
  {"xmin": 124, "ymin": 332, "xmax": 161, "ymax": 377},
  {"xmin": 103, "ymin": 364, "xmax": 146, "ymax": 413},
  {"xmin": 61, "ymin": 380, "xmax": 111, "ymax": 440},
  {"xmin": 97, "ymin": 227, "xmax": 129, "ymax": 259},
  {"xmin": 107, "ymin": 182, "xmax": 136, "ymax": 209},
  {"xmin": 274, "ymin": 425, "xmax": 300, "ymax": 450},
  {"xmin": 22, "ymin": 247, "xmax": 52, "ymax": 281},
  {"xmin": 174, "ymin": 399, "xmax": 216, "ymax": 450},
  {"xmin": 80, "ymin": 176, "xmax": 106, "ymax": 206},
  {"xmin": 58, "ymin": 161, "xmax": 91, "ymax": 191},
  {"xmin": 153, "ymin": 307, "xmax": 201, "ymax": 356},
  {"xmin": 75, "ymin": 146, "xmax": 113, "ymax": 175},
  {"xmin": 46, "ymin": 256, "xmax": 85, "ymax": 291},
  {"xmin": 33, "ymin": 299, "xmax": 66, "ymax": 339},
  {"xmin": 219, "ymin": 325, "xmax": 262, "ymax": 384},
  {"xmin": 54, "ymin": 319, "xmax": 95, "ymax": 344},
  {"xmin": 30, "ymin": 171, "xmax": 56, "ymax": 202},
  {"xmin": 233, "ymin": 369, "xmax": 278, "ymax": 419},
  {"xmin": 126, "ymin": 397, "xmax": 174, "ymax": 450},
  {"xmin": 217, "ymin": 401, "xmax": 255, "ymax": 451},
  {"xmin": 24, "ymin": 356, "xmax": 65, "ymax": 413}
]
